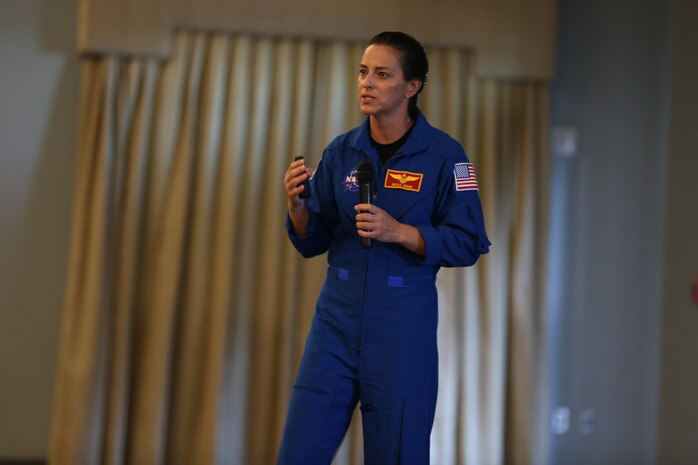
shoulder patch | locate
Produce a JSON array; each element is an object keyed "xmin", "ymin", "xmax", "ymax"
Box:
[{"xmin": 453, "ymin": 162, "xmax": 479, "ymax": 191}]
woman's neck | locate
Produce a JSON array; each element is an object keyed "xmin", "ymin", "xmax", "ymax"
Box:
[{"xmin": 369, "ymin": 113, "xmax": 414, "ymax": 144}]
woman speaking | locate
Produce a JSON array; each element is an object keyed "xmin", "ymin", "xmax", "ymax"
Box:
[{"xmin": 278, "ymin": 31, "xmax": 490, "ymax": 465}]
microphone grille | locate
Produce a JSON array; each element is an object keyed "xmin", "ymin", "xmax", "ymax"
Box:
[{"xmin": 356, "ymin": 161, "xmax": 373, "ymax": 184}]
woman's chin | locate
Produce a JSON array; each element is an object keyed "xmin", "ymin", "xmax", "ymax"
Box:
[{"xmin": 359, "ymin": 101, "xmax": 379, "ymax": 115}]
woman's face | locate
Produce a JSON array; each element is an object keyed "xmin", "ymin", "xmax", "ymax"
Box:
[{"xmin": 358, "ymin": 44, "xmax": 419, "ymax": 119}]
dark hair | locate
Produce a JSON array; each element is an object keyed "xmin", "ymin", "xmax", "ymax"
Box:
[{"xmin": 367, "ymin": 31, "xmax": 429, "ymax": 115}]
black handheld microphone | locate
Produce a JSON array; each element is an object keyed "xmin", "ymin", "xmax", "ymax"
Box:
[
  {"xmin": 356, "ymin": 161, "xmax": 374, "ymax": 248},
  {"xmin": 294, "ymin": 156, "xmax": 311, "ymax": 199}
]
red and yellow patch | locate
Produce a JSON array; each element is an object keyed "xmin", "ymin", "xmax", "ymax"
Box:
[{"xmin": 384, "ymin": 169, "xmax": 423, "ymax": 192}]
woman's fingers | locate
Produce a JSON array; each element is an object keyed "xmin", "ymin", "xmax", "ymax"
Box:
[
  {"xmin": 354, "ymin": 204, "xmax": 402, "ymax": 242},
  {"xmin": 284, "ymin": 160, "xmax": 310, "ymax": 197}
]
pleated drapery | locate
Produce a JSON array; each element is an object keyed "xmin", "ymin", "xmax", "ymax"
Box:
[
  {"xmin": 50, "ymin": 31, "xmax": 549, "ymax": 465},
  {"xmin": 429, "ymin": 80, "xmax": 550, "ymax": 465}
]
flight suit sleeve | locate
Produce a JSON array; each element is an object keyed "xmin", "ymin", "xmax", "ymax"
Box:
[
  {"xmin": 285, "ymin": 148, "xmax": 340, "ymax": 258},
  {"xmin": 416, "ymin": 149, "xmax": 491, "ymax": 267}
]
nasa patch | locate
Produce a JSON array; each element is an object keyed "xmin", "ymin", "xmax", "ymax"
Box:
[{"xmin": 341, "ymin": 167, "xmax": 360, "ymax": 192}]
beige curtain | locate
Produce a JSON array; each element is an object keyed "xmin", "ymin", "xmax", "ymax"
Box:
[
  {"xmin": 50, "ymin": 31, "xmax": 548, "ymax": 465},
  {"xmin": 428, "ymin": 79, "xmax": 550, "ymax": 465}
]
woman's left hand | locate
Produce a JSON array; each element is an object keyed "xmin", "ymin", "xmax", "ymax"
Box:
[
  {"xmin": 354, "ymin": 204, "xmax": 404, "ymax": 244},
  {"xmin": 354, "ymin": 204, "xmax": 426, "ymax": 256}
]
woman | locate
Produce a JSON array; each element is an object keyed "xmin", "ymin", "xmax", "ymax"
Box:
[{"xmin": 278, "ymin": 31, "xmax": 490, "ymax": 465}]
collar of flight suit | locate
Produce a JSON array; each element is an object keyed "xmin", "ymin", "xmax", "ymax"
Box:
[{"xmin": 349, "ymin": 110, "xmax": 434, "ymax": 161}]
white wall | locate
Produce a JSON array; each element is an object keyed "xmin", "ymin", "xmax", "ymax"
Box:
[
  {"xmin": 0, "ymin": 0, "xmax": 78, "ymax": 457},
  {"xmin": 656, "ymin": 0, "xmax": 698, "ymax": 462},
  {"xmin": 547, "ymin": 0, "xmax": 697, "ymax": 464}
]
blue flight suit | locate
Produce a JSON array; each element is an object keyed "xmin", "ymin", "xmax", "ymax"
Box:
[{"xmin": 277, "ymin": 111, "xmax": 490, "ymax": 465}]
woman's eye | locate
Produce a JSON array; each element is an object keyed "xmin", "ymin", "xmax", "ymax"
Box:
[
  {"xmin": 359, "ymin": 69, "xmax": 367, "ymax": 77},
  {"xmin": 378, "ymin": 72, "xmax": 389, "ymax": 79}
]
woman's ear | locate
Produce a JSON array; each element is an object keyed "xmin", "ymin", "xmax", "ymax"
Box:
[{"xmin": 406, "ymin": 80, "xmax": 422, "ymax": 98}]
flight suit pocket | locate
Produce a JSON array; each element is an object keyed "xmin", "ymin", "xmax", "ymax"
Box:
[
  {"xmin": 361, "ymin": 399, "xmax": 404, "ymax": 465},
  {"xmin": 397, "ymin": 382, "xmax": 438, "ymax": 465},
  {"xmin": 293, "ymin": 383, "xmax": 330, "ymax": 396},
  {"xmin": 386, "ymin": 275, "xmax": 435, "ymax": 288}
]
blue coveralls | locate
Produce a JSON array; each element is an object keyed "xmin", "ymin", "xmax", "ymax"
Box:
[{"xmin": 277, "ymin": 111, "xmax": 490, "ymax": 465}]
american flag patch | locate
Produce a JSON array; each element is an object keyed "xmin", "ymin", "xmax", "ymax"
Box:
[{"xmin": 454, "ymin": 162, "xmax": 479, "ymax": 191}]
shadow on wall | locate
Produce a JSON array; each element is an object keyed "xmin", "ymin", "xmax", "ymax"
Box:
[
  {"xmin": 0, "ymin": 0, "xmax": 79, "ymax": 459},
  {"xmin": 41, "ymin": 0, "xmax": 77, "ymax": 53},
  {"xmin": 0, "ymin": 461, "xmax": 46, "ymax": 465}
]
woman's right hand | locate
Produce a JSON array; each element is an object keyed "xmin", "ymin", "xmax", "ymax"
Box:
[
  {"xmin": 284, "ymin": 158, "xmax": 312, "ymax": 236},
  {"xmin": 284, "ymin": 158, "xmax": 312, "ymax": 211}
]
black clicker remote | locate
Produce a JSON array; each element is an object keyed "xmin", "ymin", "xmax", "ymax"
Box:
[{"xmin": 294, "ymin": 156, "xmax": 311, "ymax": 199}]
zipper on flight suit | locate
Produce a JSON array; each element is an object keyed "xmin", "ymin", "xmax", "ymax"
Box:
[
  {"xmin": 355, "ymin": 158, "xmax": 376, "ymax": 357},
  {"xmin": 355, "ymin": 150, "xmax": 407, "ymax": 357}
]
